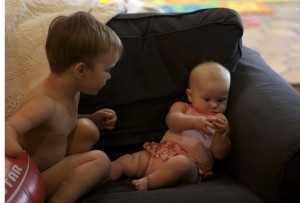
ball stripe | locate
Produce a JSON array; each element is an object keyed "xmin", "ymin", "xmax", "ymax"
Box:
[{"xmin": 6, "ymin": 154, "xmax": 30, "ymax": 203}]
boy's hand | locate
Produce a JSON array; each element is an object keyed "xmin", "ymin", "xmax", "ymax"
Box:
[
  {"xmin": 90, "ymin": 108, "xmax": 117, "ymax": 130},
  {"xmin": 5, "ymin": 134, "xmax": 23, "ymax": 157}
]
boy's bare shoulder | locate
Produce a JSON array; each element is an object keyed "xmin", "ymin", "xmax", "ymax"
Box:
[
  {"xmin": 6, "ymin": 94, "xmax": 57, "ymax": 134},
  {"xmin": 19, "ymin": 94, "xmax": 56, "ymax": 110},
  {"xmin": 12, "ymin": 94, "xmax": 57, "ymax": 121},
  {"xmin": 17, "ymin": 80, "xmax": 59, "ymax": 112}
]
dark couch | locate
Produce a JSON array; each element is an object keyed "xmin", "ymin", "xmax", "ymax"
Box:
[{"xmin": 78, "ymin": 8, "xmax": 300, "ymax": 203}]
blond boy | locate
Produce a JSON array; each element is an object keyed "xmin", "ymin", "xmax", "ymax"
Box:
[{"xmin": 5, "ymin": 12, "xmax": 123, "ymax": 202}]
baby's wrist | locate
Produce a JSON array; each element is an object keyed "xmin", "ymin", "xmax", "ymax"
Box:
[{"xmin": 191, "ymin": 117, "xmax": 199, "ymax": 130}]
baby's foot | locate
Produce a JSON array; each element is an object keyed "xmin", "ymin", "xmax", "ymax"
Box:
[{"xmin": 132, "ymin": 177, "xmax": 148, "ymax": 191}]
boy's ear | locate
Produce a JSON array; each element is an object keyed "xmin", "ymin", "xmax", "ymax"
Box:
[
  {"xmin": 73, "ymin": 63, "xmax": 86, "ymax": 79},
  {"xmin": 186, "ymin": 88, "xmax": 193, "ymax": 103}
]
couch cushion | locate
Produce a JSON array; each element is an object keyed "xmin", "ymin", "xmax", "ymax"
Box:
[
  {"xmin": 79, "ymin": 8, "xmax": 243, "ymax": 159},
  {"xmin": 79, "ymin": 170, "xmax": 263, "ymax": 203}
]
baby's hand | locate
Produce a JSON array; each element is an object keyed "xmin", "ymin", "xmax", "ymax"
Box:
[
  {"xmin": 193, "ymin": 116, "xmax": 215, "ymax": 136},
  {"xmin": 207, "ymin": 113, "xmax": 228, "ymax": 134},
  {"xmin": 90, "ymin": 108, "xmax": 117, "ymax": 130}
]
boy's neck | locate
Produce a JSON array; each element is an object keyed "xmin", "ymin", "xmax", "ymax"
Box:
[{"xmin": 46, "ymin": 73, "xmax": 79, "ymax": 99}]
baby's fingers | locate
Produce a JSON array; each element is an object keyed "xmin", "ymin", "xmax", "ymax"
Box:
[
  {"xmin": 213, "ymin": 121, "xmax": 227, "ymax": 134},
  {"xmin": 201, "ymin": 121, "xmax": 214, "ymax": 135}
]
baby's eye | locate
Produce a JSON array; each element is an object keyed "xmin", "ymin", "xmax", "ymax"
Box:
[
  {"xmin": 218, "ymin": 98, "xmax": 227, "ymax": 103},
  {"xmin": 203, "ymin": 98, "xmax": 211, "ymax": 102}
]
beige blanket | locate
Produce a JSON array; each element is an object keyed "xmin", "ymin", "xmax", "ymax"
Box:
[{"xmin": 5, "ymin": 0, "xmax": 127, "ymax": 119}]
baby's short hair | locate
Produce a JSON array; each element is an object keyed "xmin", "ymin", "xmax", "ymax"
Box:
[
  {"xmin": 46, "ymin": 11, "xmax": 123, "ymax": 74},
  {"xmin": 189, "ymin": 62, "xmax": 231, "ymax": 87}
]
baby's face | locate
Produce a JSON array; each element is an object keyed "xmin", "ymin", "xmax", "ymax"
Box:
[{"xmin": 187, "ymin": 78, "xmax": 229, "ymax": 114}]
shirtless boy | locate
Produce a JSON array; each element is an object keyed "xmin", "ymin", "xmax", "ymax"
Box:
[
  {"xmin": 5, "ymin": 11, "xmax": 123, "ymax": 202},
  {"xmin": 110, "ymin": 62, "xmax": 231, "ymax": 191}
]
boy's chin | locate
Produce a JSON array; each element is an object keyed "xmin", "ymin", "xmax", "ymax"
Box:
[{"xmin": 81, "ymin": 90, "xmax": 100, "ymax": 95}]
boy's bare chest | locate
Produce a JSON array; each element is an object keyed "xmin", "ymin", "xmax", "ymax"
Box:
[
  {"xmin": 23, "ymin": 103, "xmax": 78, "ymax": 170},
  {"xmin": 52, "ymin": 102, "xmax": 77, "ymax": 135}
]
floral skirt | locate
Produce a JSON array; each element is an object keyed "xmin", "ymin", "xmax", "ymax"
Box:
[{"xmin": 144, "ymin": 140, "xmax": 213, "ymax": 179}]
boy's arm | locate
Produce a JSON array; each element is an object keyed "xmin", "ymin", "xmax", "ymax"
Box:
[
  {"xmin": 76, "ymin": 93, "xmax": 116, "ymax": 130},
  {"xmin": 165, "ymin": 102, "xmax": 214, "ymax": 134},
  {"xmin": 78, "ymin": 109, "xmax": 117, "ymax": 130},
  {"xmin": 5, "ymin": 96, "xmax": 54, "ymax": 157}
]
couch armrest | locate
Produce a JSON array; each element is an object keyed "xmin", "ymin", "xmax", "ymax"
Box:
[{"xmin": 226, "ymin": 46, "xmax": 300, "ymax": 203}]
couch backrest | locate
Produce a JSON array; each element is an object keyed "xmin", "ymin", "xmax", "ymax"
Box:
[{"xmin": 79, "ymin": 8, "xmax": 244, "ymax": 159}]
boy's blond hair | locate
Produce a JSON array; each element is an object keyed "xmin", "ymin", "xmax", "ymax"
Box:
[{"xmin": 46, "ymin": 11, "xmax": 123, "ymax": 74}]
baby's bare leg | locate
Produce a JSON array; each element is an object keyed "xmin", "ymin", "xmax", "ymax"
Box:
[
  {"xmin": 133, "ymin": 155, "xmax": 198, "ymax": 190},
  {"xmin": 110, "ymin": 150, "xmax": 150, "ymax": 181},
  {"xmin": 42, "ymin": 150, "xmax": 110, "ymax": 203},
  {"xmin": 67, "ymin": 118, "xmax": 100, "ymax": 155}
]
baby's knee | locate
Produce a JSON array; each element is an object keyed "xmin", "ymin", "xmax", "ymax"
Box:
[{"xmin": 172, "ymin": 155, "xmax": 195, "ymax": 173}]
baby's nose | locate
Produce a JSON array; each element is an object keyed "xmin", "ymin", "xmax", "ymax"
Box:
[{"xmin": 209, "ymin": 101, "xmax": 218, "ymax": 108}]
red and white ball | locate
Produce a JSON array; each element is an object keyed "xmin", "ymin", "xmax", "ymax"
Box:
[{"xmin": 5, "ymin": 151, "xmax": 45, "ymax": 203}]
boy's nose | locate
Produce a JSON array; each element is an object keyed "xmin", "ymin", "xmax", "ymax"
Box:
[{"xmin": 106, "ymin": 73, "xmax": 111, "ymax": 80}]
